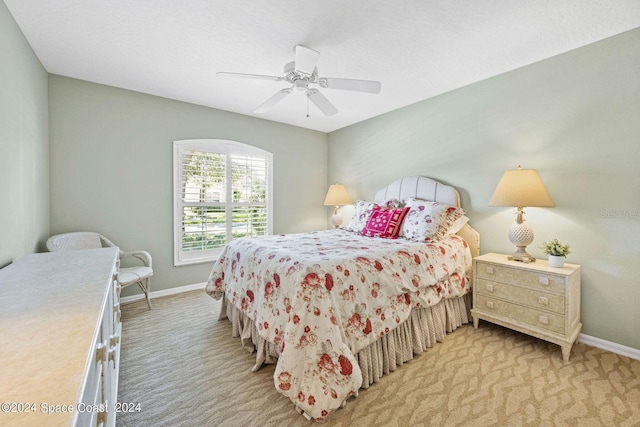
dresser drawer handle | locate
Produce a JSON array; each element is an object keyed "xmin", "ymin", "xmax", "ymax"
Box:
[
  {"xmin": 485, "ymin": 266, "xmax": 494, "ymax": 275},
  {"xmin": 108, "ymin": 347, "xmax": 118, "ymax": 363},
  {"xmin": 110, "ymin": 334, "xmax": 120, "ymax": 346},
  {"xmin": 538, "ymin": 315, "xmax": 549, "ymax": 325},
  {"xmin": 485, "ymin": 283, "xmax": 494, "ymax": 292},
  {"xmin": 485, "ymin": 301, "xmax": 494, "ymax": 309},
  {"xmin": 97, "ymin": 411, "xmax": 107, "ymax": 427},
  {"xmin": 96, "ymin": 342, "xmax": 108, "ymax": 363},
  {"xmin": 538, "ymin": 276, "xmax": 549, "ymax": 285},
  {"xmin": 538, "ymin": 296, "xmax": 549, "ymax": 305}
]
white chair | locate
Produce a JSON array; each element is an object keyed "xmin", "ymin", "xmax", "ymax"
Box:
[{"xmin": 46, "ymin": 232, "xmax": 153, "ymax": 309}]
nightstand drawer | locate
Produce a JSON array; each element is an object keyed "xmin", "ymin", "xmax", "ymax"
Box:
[
  {"xmin": 475, "ymin": 278, "xmax": 565, "ymax": 315},
  {"xmin": 475, "ymin": 295, "xmax": 565, "ymax": 334},
  {"xmin": 475, "ymin": 261, "xmax": 565, "ymax": 293}
]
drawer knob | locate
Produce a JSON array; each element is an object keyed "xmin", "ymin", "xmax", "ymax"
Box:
[
  {"xmin": 96, "ymin": 342, "xmax": 108, "ymax": 363},
  {"xmin": 486, "ymin": 266, "xmax": 494, "ymax": 274},
  {"xmin": 110, "ymin": 334, "xmax": 120, "ymax": 346},
  {"xmin": 485, "ymin": 283, "xmax": 494, "ymax": 292},
  {"xmin": 538, "ymin": 315, "xmax": 549, "ymax": 325},
  {"xmin": 539, "ymin": 276, "xmax": 549, "ymax": 285},
  {"xmin": 97, "ymin": 411, "xmax": 107, "ymax": 426},
  {"xmin": 538, "ymin": 296, "xmax": 549, "ymax": 305},
  {"xmin": 486, "ymin": 301, "xmax": 494, "ymax": 309}
]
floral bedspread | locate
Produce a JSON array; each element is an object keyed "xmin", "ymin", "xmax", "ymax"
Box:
[{"xmin": 205, "ymin": 229, "xmax": 471, "ymax": 421}]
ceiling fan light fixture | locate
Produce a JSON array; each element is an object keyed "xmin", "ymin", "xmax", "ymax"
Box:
[
  {"xmin": 219, "ymin": 45, "xmax": 381, "ymax": 116},
  {"xmin": 294, "ymin": 79, "xmax": 308, "ymax": 91}
]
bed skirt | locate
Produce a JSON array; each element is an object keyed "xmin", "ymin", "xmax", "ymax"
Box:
[{"xmin": 219, "ymin": 292, "xmax": 472, "ymax": 389}]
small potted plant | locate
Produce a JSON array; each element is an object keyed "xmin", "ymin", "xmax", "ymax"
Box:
[{"xmin": 540, "ymin": 238, "xmax": 571, "ymax": 267}]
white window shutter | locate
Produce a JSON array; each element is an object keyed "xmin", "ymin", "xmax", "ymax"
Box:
[{"xmin": 173, "ymin": 140, "xmax": 272, "ymax": 266}]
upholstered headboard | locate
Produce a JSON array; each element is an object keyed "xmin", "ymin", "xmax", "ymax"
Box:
[
  {"xmin": 374, "ymin": 176, "xmax": 461, "ymax": 207},
  {"xmin": 374, "ymin": 176, "xmax": 480, "ymax": 258}
]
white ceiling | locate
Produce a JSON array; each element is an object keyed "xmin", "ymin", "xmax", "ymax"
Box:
[{"xmin": 5, "ymin": 0, "xmax": 640, "ymax": 133}]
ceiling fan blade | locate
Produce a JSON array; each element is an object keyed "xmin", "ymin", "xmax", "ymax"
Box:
[
  {"xmin": 254, "ymin": 88, "xmax": 292, "ymax": 113},
  {"xmin": 294, "ymin": 45, "xmax": 320, "ymax": 76},
  {"xmin": 318, "ymin": 77, "xmax": 381, "ymax": 94},
  {"xmin": 307, "ymin": 89, "xmax": 338, "ymax": 116},
  {"xmin": 217, "ymin": 72, "xmax": 283, "ymax": 82}
]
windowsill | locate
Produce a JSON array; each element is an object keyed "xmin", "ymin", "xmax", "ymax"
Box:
[{"xmin": 174, "ymin": 249, "xmax": 223, "ymax": 267}]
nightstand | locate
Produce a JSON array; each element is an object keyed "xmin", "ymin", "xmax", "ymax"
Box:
[{"xmin": 471, "ymin": 253, "xmax": 581, "ymax": 361}]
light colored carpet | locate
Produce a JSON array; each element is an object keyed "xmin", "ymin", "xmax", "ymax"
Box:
[{"xmin": 117, "ymin": 290, "xmax": 640, "ymax": 426}]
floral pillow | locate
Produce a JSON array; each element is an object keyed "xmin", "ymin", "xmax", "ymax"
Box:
[
  {"xmin": 402, "ymin": 198, "xmax": 465, "ymax": 242},
  {"xmin": 361, "ymin": 205, "xmax": 410, "ymax": 238},
  {"xmin": 345, "ymin": 200, "xmax": 378, "ymax": 233},
  {"xmin": 446, "ymin": 215, "xmax": 470, "ymax": 234},
  {"xmin": 382, "ymin": 198, "xmax": 403, "ymax": 209}
]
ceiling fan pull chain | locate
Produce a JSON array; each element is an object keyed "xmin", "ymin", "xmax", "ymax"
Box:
[{"xmin": 306, "ymin": 92, "xmax": 310, "ymax": 118}]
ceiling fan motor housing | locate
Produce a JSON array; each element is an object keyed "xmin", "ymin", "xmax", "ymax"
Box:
[
  {"xmin": 294, "ymin": 79, "xmax": 308, "ymax": 91},
  {"xmin": 284, "ymin": 61, "xmax": 318, "ymax": 85}
]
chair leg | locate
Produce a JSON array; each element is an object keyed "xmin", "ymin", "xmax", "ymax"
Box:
[{"xmin": 137, "ymin": 277, "xmax": 152, "ymax": 310}]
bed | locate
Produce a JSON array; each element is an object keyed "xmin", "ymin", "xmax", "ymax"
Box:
[{"xmin": 205, "ymin": 176, "xmax": 480, "ymax": 421}]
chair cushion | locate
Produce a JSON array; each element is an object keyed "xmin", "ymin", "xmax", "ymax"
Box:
[
  {"xmin": 48, "ymin": 233, "xmax": 102, "ymax": 251},
  {"xmin": 119, "ymin": 266, "xmax": 153, "ymax": 285}
]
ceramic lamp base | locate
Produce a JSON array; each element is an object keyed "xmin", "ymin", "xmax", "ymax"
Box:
[
  {"xmin": 508, "ymin": 247, "xmax": 536, "ymax": 263},
  {"xmin": 507, "ymin": 215, "xmax": 535, "ymax": 263},
  {"xmin": 331, "ymin": 206, "xmax": 342, "ymax": 228}
]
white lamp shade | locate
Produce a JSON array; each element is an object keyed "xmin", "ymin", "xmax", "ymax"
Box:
[
  {"xmin": 489, "ymin": 168, "xmax": 554, "ymax": 208},
  {"xmin": 323, "ymin": 184, "xmax": 352, "ymax": 206}
]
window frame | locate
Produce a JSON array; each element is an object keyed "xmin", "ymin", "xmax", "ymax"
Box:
[{"xmin": 173, "ymin": 139, "xmax": 273, "ymax": 266}]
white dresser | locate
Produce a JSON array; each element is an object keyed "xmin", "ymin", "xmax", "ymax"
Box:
[
  {"xmin": 0, "ymin": 248, "xmax": 121, "ymax": 426},
  {"xmin": 471, "ymin": 253, "xmax": 581, "ymax": 361}
]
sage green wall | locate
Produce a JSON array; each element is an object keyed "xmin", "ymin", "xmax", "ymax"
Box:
[
  {"xmin": 6, "ymin": 0, "xmax": 638, "ymax": 350},
  {"xmin": 0, "ymin": 1, "xmax": 49, "ymax": 267},
  {"xmin": 328, "ymin": 29, "xmax": 640, "ymax": 350},
  {"xmin": 48, "ymin": 76, "xmax": 328, "ymax": 296}
]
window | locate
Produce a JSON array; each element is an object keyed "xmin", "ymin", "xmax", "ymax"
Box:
[{"xmin": 173, "ymin": 139, "xmax": 273, "ymax": 266}]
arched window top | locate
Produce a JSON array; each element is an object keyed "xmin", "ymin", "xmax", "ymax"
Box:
[{"xmin": 174, "ymin": 139, "xmax": 272, "ymax": 157}]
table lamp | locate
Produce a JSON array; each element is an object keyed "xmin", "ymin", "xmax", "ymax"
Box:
[
  {"xmin": 489, "ymin": 166, "xmax": 554, "ymax": 263},
  {"xmin": 323, "ymin": 183, "xmax": 352, "ymax": 228}
]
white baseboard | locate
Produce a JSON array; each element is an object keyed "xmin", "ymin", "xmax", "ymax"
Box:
[
  {"xmin": 578, "ymin": 333, "xmax": 640, "ymax": 361},
  {"xmin": 122, "ymin": 282, "xmax": 640, "ymax": 361},
  {"xmin": 120, "ymin": 282, "xmax": 207, "ymax": 305}
]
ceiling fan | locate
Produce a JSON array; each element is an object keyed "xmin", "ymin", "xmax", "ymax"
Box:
[{"xmin": 217, "ymin": 45, "xmax": 381, "ymax": 117}]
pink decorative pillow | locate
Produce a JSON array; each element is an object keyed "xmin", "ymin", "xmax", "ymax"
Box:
[
  {"xmin": 361, "ymin": 206, "xmax": 410, "ymax": 238},
  {"xmin": 345, "ymin": 200, "xmax": 378, "ymax": 233},
  {"xmin": 345, "ymin": 199, "xmax": 404, "ymax": 233},
  {"xmin": 402, "ymin": 198, "xmax": 465, "ymax": 242}
]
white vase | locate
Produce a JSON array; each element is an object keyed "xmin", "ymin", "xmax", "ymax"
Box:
[{"xmin": 548, "ymin": 255, "xmax": 565, "ymax": 268}]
